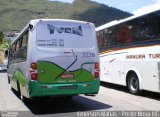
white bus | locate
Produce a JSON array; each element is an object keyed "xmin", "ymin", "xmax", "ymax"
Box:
[
  {"xmin": 96, "ymin": 9, "xmax": 160, "ymax": 94},
  {"xmin": 7, "ymin": 19, "xmax": 100, "ymax": 101}
]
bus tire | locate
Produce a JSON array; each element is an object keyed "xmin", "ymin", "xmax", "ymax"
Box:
[
  {"xmin": 17, "ymin": 82, "xmax": 27, "ymax": 102},
  {"xmin": 127, "ymin": 73, "xmax": 141, "ymax": 95},
  {"xmin": 17, "ymin": 82, "xmax": 21, "ymax": 99},
  {"xmin": 8, "ymin": 76, "xmax": 10, "ymax": 84}
]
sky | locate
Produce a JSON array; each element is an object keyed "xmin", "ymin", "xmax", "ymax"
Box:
[{"xmin": 50, "ymin": 0, "xmax": 160, "ymax": 14}]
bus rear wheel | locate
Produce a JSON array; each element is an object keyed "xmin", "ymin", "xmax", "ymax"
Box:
[
  {"xmin": 8, "ymin": 76, "xmax": 10, "ymax": 84},
  {"xmin": 127, "ymin": 73, "xmax": 141, "ymax": 95},
  {"xmin": 17, "ymin": 82, "xmax": 28, "ymax": 102}
]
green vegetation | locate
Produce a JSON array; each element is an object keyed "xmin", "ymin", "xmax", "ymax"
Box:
[
  {"xmin": 0, "ymin": 31, "xmax": 8, "ymax": 50},
  {"xmin": 0, "ymin": 0, "xmax": 132, "ymax": 32},
  {"xmin": 0, "ymin": 42, "xmax": 8, "ymax": 50},
  {"xmin": 0, "ymin": 32, "xmax": 4, "ymax": 44}
]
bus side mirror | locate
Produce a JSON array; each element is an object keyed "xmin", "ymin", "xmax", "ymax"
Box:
[
  {"xmin": 29, "ymin": 24, "xmax": 33, "ymax": 30},
  {"xmin": 5, "ymin": 50, "xmax": 8, "ymax": 58}
]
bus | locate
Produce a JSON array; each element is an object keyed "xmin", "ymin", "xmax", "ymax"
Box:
[
  {"xmin": 7, "ymin": 19, "xmax": 100, "ymax": 101},
  {"xmin": 96, "ymin": 9, "xmax": 160, "ymax": 95}
]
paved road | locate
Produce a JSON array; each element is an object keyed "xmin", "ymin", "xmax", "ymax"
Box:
[{"xmin": 0, "ymin": 72, "xmax": 160, "ymax": 117}]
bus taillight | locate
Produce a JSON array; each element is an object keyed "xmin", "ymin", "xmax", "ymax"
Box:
[
  {"xmin": 95, "ymin": 63, "xmax": 99, "ymax": 69},
  {"xmin": 30, "ymin": 62, "xmax": 38, "ymax": 81},
  {"xmin": 94, "ymin": 72, "xmax": 99, "ymax": 78},
  {"xmin": 31, "ymin": 63, "xmax": 37, "ymax": 70},
  {"xmin": 31, "ymin": 73, "xmax": 38, "ymax": 81},
  {"xmin": 94, "ymin": 62, "xmax": 99, "ymax": 79}
]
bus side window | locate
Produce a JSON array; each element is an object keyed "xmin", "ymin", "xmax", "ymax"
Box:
[
  {"xmin": 118, "ymin": 25, "xmax": 133, "ymax": 44},
  {"xmin": 21, "ymin": 31, "xmax": 28, "ymax": 61},
  {"xmin": 12, "ymin": 42, "xmax": 17, "ymax": 63},
  {"xmin": 12, "ymin": 43, "xmax": 16, "ymax": 52},
  {"xmin": 98, "ymin": 31, "xmax": 105, "ymax": 48},
  {"xmin": 22, "ymin": 31, "xmax": 28, "ymax": 48},
  {"xmin": 16, "ymin": 38, "xmax": 22, "ymax": 51}
]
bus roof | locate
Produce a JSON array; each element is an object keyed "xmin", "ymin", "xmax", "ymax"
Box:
[
  {"xmin": 96, "ymin": 8, "xmax": 160, "ymax": 32},
  {"xmin": 10, "ymin": 19, "xmax": 93, "ymax": 45},
  {"xmin": 29, "ymin": 19, "xmax": 93, "ymax": 25}
]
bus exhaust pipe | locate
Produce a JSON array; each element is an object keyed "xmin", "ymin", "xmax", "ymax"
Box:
[{"xmin": 85, "ymin": 94, "xmax": 96, "ymax": 96}]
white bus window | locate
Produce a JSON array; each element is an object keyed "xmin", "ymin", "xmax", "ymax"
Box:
[{"xmin": 36, "ymin": 21, "xmax": 94, "ymax": 49}]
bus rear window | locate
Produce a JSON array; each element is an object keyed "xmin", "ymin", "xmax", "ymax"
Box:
[{"xmin": 36, "ymin": 21, "xmax": 94, "ymax": 48}]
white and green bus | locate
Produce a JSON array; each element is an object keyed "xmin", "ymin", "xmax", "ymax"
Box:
[{"xmin": 7, "ymin": 19, "xmax": 100, "ymax": 101}]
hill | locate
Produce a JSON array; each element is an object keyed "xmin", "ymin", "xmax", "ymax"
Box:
[{"xmin": 0, "ymin": 0, "xmax": 132, "ymax": 32}]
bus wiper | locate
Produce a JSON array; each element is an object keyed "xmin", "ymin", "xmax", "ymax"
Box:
[{"xmin": 55, "ymin": 49, "xmax": 77, "ymax": 80}]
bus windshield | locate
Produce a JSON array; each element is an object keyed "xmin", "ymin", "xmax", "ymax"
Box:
[{"xmin": 36, "ymin": 21, "xmax": 94, "ymax": 49}]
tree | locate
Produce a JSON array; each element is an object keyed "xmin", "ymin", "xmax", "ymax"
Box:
[{"xmin": 0, "ymin": 31, "xmax": 4, "ymax": 44}]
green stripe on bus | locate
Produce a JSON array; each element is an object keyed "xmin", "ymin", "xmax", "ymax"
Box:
[
  {"xmin": 12, "ymin": 69, "xmax": 28, "ymax": 86},
  {"xmin": 37, "ymin": 61, "xmax": 94, "ymax": 83}
]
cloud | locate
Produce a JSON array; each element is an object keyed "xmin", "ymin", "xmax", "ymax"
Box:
[
  {"xmin": 133, "ymin": 3, "xmax": 160, "ymax": 15},
  {"xmin": 153, "ymin": 0, "xmax": 160, "ymax": 2}
]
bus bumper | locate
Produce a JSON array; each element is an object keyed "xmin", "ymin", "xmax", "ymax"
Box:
[{"xmin": 29, "ymin": 80, "xmax": 100, "ymax": 97}]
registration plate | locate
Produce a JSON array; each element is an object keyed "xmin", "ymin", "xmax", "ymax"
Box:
[
  {"xmin": 61, "ymin": 73, "xmax": 74, "ymax": 79},
  {"xmin": 58, "ymin": 85, "xmax": 78, "ymax": 89}
]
